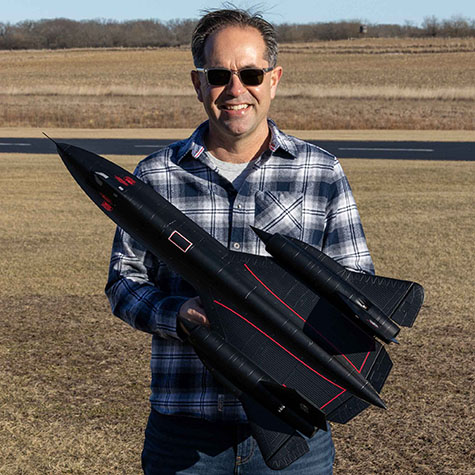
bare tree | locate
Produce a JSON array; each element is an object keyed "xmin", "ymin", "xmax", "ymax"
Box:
[{"xmin": 0, "ymin": 17, "xmax": 474, "ymax": 50}]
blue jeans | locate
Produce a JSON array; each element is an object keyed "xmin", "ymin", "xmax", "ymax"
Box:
[{"xmin": 142, "ymin": 410, "xmax": 334, "ymax": 474}]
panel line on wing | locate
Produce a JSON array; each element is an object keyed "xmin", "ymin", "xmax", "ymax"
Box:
[
  {"xmin": 320, "ymin": 389, "xmax": 347, "ymax": 410},
  {"xmin": 213, "ymin": 299, "xmax": 347, "ymax": 393},
  {"xmin": 243, "ymin": 264, "xmax": 371, "ymax": 373}
]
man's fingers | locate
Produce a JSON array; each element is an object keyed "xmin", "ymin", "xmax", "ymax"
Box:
[
  {"xmin": 178, "ymin": 297, "xmax": 209, "ymax": 326},
  {"xmin": 187, "ymin": 308, "xmax": 207, "ymax": 323}
]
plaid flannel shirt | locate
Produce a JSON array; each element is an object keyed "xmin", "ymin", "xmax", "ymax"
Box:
[{"xmin": 105, "ymin": 119, "xmax": 374, "ymax": 422}]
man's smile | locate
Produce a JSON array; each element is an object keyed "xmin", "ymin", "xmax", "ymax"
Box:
[{"xmin": 219, "ymin": 104, "xmax": 251, "ymax": 111}]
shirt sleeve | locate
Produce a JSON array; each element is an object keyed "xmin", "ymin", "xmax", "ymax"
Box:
[
  {"xmin": 104, "ymin": 225, "xmax": 188, "ymax": 341},
  {"xmin": 321, "ymin": 158, "xmax": 375, "ymax": 275}
]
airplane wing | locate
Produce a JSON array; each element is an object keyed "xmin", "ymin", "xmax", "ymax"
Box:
[
  {"xmin": 191, "ymin": 250, "xmax": 397, "ymax": 468},
  {"xmin": 197, "ymin": 250, "xmax": 407, "ymax": 422},
  {"xmin": 287, "ymin": 236, "xmax": 424, "ymax": 328}
]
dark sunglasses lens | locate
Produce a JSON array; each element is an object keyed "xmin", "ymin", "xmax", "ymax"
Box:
[
  {"xmin": 240, "ymin": 69, "xmax": 264, "ymax": 86},
  {"xmin": 207, "ymin": 69, "xmax": 231, "ymax": 85}
]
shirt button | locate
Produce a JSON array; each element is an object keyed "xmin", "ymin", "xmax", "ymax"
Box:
[
  {"xmin": 237, "ymin": 204, "xmax": 242, "ymax": 209},
  {"xmin": 233, "ymin": 242, "xmax": 241, "ymax": 250}
]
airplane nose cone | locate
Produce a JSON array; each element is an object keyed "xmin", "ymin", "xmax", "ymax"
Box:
[{"xmin": 250, "ymin": 226, "xmax": 273, "ymax": 244}]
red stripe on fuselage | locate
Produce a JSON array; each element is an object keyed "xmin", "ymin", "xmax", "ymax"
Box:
[{"xmin": 243, "ymin": 263, "xmax": 371, "ymax": 374}]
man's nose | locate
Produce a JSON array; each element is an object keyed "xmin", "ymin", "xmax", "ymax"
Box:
[{"xmin": 225, "ymin": 71, "xmax": 246, "ymax": 96}]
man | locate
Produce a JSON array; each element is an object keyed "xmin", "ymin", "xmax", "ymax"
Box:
[{"xmin": 106, "ymin": 8, "xmax": 374, "ymax": 474}]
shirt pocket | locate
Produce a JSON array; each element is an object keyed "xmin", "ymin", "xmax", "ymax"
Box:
[{"xmin": 254, "ymin": 191, "xmax": 303, "ymax": 239}]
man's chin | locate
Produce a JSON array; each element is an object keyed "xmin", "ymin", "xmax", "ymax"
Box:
[{"xmin": 216, "ymin": 118, "xmax": 260, "ymax": 138}]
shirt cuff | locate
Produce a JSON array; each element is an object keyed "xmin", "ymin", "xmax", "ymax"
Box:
[{"xmin": 157, "ymin": 295, "xmax": 190, "ymax": 341}]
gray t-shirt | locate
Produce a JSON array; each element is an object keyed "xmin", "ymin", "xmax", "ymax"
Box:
[{"xmin": 206, "ymin": 152, "xmax": 254, "ymax": 190}]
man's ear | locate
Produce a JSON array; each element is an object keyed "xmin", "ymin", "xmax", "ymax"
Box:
[
  {"xmin": 191, "ymin": 70, "xmax": 204, "ymax": 103},
  {"xmin": 270, "ymin": 66, "xmax": 283, "ymax": 100}
]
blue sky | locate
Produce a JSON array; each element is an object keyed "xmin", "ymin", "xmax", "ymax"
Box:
[{"xmin": 2, "ymin": 0, "xmax": 474, "ymax": 25}]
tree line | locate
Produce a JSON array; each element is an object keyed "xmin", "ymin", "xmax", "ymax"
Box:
[{"xmin": 0, "ymin": 16, "xmax": 474, "ymax": 50}]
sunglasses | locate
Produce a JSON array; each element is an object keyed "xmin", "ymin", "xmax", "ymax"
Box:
[{"xmin": 196, "ymin": 67, "xmax": 274, "ymax": 86}]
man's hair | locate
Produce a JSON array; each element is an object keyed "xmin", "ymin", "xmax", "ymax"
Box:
[{"xmin": 191, "ymin": 8, "xmax": 278, "ymax": 68}]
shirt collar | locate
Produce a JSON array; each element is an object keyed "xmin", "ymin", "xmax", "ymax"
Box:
[
  {"xmin": 176, "ymin": 120, "xmax": 208, "ymax": 163},
  {"xmin": 267, "ymin": 119, "xmax": 298, "ymax": 159},
  {"xmin": 176, "ymin": 119, "xmax": 298, "ymax": 164}
]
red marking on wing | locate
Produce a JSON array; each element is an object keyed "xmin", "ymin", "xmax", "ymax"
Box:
[
  {"xmin": 359, "ymin": 349, "xmax": 371, "ymax": 370},
  {"xmin": 213, "ymin": 299, "xmax": 347, "ymax": 407},
  {"xmin": 320, "ymin": 390, "xmax": 346, "ymax": 409},
  {"xmin": 244, "ymin": 264, "xmax": 371, "ymax": 374}
]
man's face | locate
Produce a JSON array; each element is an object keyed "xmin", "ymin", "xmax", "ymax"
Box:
[{"xmin": 191, "ymin": 26, "xmax": 282, "ymax": 144}]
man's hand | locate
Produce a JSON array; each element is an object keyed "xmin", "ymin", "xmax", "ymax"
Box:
[{"xmin": 178, "ymin": 296, "xmax": 209, "ymax": 336}]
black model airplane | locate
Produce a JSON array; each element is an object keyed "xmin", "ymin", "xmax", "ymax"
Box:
[{"xmin": 51, "ymin": 138, "xmax": 424, "ymax": 470}]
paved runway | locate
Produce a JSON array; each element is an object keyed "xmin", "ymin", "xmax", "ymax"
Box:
[{"xmin": 0, "ymin": 137, "xmax": 473, "ymax": 160}]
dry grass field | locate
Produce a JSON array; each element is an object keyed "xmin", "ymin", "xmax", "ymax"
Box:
[
  {"xmin": 0, "ymin": 151, "xmax": 473, "ymax": 474},
  {"xmin": 1, "ymin": 37, "xmax": 474, "ymax": 129}
]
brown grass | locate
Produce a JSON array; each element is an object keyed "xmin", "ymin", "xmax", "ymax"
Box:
[
  {"xmin": 0, "ymin": 37, "xmax": 474, "ymax": 129},
  {"xmin": 0, "ymin": 152, "xmax": 474, "ymax": 473}
]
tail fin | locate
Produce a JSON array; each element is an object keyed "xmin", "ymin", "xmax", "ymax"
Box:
[
  {"xmin": 260, "ymin": 381, "xmax": 327, "ymax": 431},
  {"xmin": 241, "ymin": 394, "xmax": 310, "ymax": 470},
  {"xmin": 200, "ymin": 358, "xmax": 313, "ymax": 470}
]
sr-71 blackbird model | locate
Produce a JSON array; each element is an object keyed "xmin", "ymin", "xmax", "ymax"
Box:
[{"xmin": 51, "ymin": 137, "xmax": 424, "ymax": 470}]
